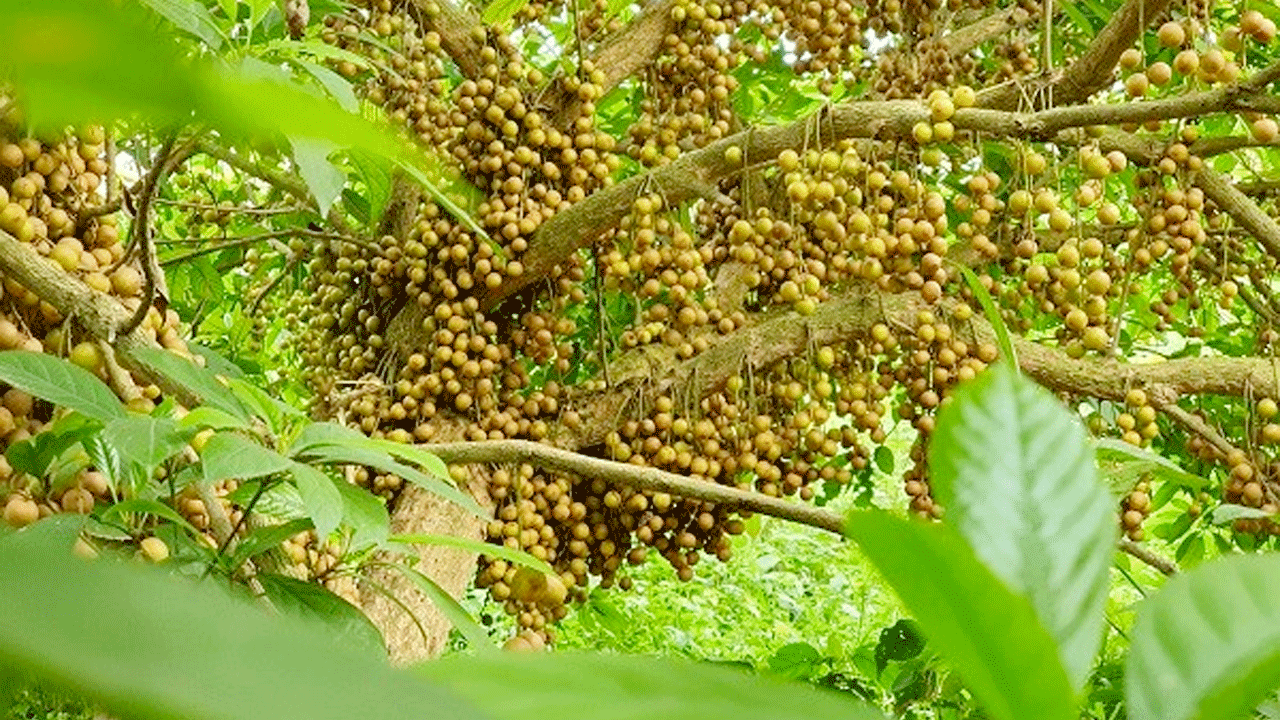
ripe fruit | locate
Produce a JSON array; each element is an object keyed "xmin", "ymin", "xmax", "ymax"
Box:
[
  {"xmin": 69, "ymin": 341, "xmax": 103, "ymax": 372},
  {"xmin": 1252, "ymin": 118, "xmax": 1279, "ymax": 143},
  {"xmin": 140, "ymin": 536, "xmax": 170, "ymax": 563},
  {"xmin": 1157, "ymin": 21, "xmax": 1185, "ymax": 48},
  {"xmin": 3, "ymin": 495, "xmax": 39, "ymax": 528}
]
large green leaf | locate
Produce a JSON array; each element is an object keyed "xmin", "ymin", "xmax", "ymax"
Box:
[
  {"xmin": 928, "ymin": 364, "xmax": 1113, "ymax": 689},
  {"xmin": 421, "ymin": 652, "xmax": 889, "ymax": 720},
  {"xmin": 0, "ymin": 351, "xmax": 123, "ymax": 423},
  {"xmin": 130, "ymin": 347, "xmax": 250, "ymax": 422},
  {"xmin": 844, "ymin": 511, "xmax": 1077, "ymax": 720},
  {"xmin": 0, "ymin": 521, "xmax": 483, "ymax": 720},
  {"xmin": 137, "ymin": 0, "xmax": 227, "ymax": 49},
  {"xmin": 290, "ymin": 462, "xmax": 343, "ymax": 541},
  {"xmin": 333, "ymin": 477, "xmax": 391, "ymax": 549},
  {"xmin": 289, "ymin": 136, "xmax": 345, "ymax": 217},
  {"xmin": 293, "ymin": 422, "xmax": 485, "ymax": 519},
  {"xmin": 201, "ymin": 432, "xmax": 293, "ymax": 484},
  {"xmin": 390, "ymin": 533, "xmax": 554, "ymax": 576},
  {"xmin": 102, "ymin": 416, "xmax": 187, "ymax": 473},
  {"xmin": 256, "ymin": 572, "xmax": 386, "ymax": 659},
  {"xmin": 1127, "ymin": 553, "xmax": 1280, "ymax": 720}
]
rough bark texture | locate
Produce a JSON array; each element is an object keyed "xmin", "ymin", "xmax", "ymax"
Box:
[{"xmin": 359, "ymin": 478, "xmax": 492, "ymax": 665}]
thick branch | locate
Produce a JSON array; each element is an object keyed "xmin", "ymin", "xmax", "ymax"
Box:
[
  {"xmin": 424, "ymin": 439, "xmax": 847, "ymax": 534},
  {"xmin": 409, "ymin": 0, "xmax": 486, "ymax": 79},
  {"xmin": 1194, "ymin": 167, "xmax": 1280, "ymax": 264},
  {"xmin": 977, "ymin": 0, "xmax": 1173, "ymax": 110},
  {"xmin": 940, "ymin": 6, "xmax": 1033, "ymax": 57},
  {"xmin": 556, "ymin": 287, "xmax": 1280, "ymax": 454},
  {"xmin": 490, "ymin": 81, "xmax": 1274, "ymax": 310},
  {"xmin": 0, "ymin": 229, "xmax": 199, "ymax": 408},
  {"xmin": 547, "ymin": 0, "xmax": 678, "ymax": 128}
]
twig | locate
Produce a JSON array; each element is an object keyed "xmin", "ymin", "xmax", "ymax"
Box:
[{"xmin": 1118, "ymin": 537, "xmax": 1178, "ymax": 575}]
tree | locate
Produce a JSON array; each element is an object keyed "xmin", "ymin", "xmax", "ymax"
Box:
[{"xmin": 0, "ymin": 0, "xmax": 1278, "ymax": 675}]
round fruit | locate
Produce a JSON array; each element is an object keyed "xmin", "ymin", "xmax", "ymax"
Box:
[
  {"xmin": 3, "ymin": 495, "xmax": 39, "ymax": 528},
  {"xmin": 1157, "ymin": 21, "xmax": 1185, "ymax": 48},
  {"xmin": 69, "ymin": 341, "xmax": 103, "ymax": 372},
  {"xmin": 140, "ymin": 536, "xmax": 170, "ymax": 563}
]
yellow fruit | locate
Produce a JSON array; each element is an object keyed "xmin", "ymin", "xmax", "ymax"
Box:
[
  {"xmin": 1157, "ymin": 21, "xmax": 1185, "ymax": 48},
  {"xmin": 140, "ymin": 536, "xmax": 170, "ymax": 563},
  {"xmin": 69, "ymin": 341, "xmax": 103, "ymax": 372},
  {"xmin": 3, "ymin": 495, "xmax": 39, "ymax": 528}
]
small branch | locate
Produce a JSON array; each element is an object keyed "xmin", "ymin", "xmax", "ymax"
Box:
[
  {"xmin": 153, "ymin": 198, "xmax": 309, "ymax": 216},
  {"xmin": 1160, "ymin": 404, "xmax": 1239, "ymax": 458},
  {"xmin": 1118, "ymin": 537, "xmax": 1178, "ymax": 575},
  {"xmin": 120, "ymin": 134, "xmax": 187, "ymax": 336}
]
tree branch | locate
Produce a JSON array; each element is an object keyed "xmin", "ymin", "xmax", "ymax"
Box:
[
  {"xmin": 940, "ymin": 6, "xmax": 1033, "ymax": 57},
  {"xmin": 488, "ymin": 79, "xmax": 1277, "ymax": 311},
  {"xmin": 1193, "ymin": 167, "xmax": 1280, "ymax": 266},
  {"xmin": 1118, "ymin": 537, "xmax": 1178, "ymax": 575},
  {"xmin": 0, "ymin": 228, "xmax": 200, "ymax": 408},
  {"xmin": 424, "ymin": 439, "xmax": 847, "ymax": 534},
  {"xmin": 977, "ymin": 0, "xmax": 1173, "ymax": 110}
]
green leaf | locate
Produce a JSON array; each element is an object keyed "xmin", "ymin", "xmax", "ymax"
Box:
[
  {"xmin": 481, "ymin": 0, "xmax": 531, "ymax": 24},
  {"xmin": 876, "ymin": 619, "xmax": 926, "ymax": 668},
  {"xmin": 420, "ymin": 652, "xmax": 889, "ymax": 720},
  {"xmin": 928, "ymin": 364, "xmax": 1113, "ymax": 689},
  {"xmin": 291, "ymin": 462, "xmax": 343, "ymax": 541},
  {"xmin": 178, "ymin": 406, "xmax": 253, "ymax": 431},
  {"xmin": 1127, "ymin": 553, "xmax": 1280, "ymax": 720},
  {"xmin": 295, "ymin": 58, "xmax": 360, "ymax": 112},
  {"xmin": 137, "ymin": 0, "xmax": 227, "ymax": 49},
  {"xmin": 102, "ymin": 416, "xmax": 187, "ymax": 473},
  {"xmin": 1095, "ymin": 438, "xmax": 1208, "ymax": 493},
  {"xmin": 130, "ymin": 347, "xmax": 250, "ymax": 421},
  {"xmin": 99, "ymin": 498, "xmax": 201, "ymax": 537},
  {"xmin": 289, "ymin": 136, "xmax": 345, "ymax": 217},
  {"xmin": 201, "ymin": 432, "xmax": 293, "ymax": 484},
  {"xmin": 6, "ymin": 412, "xmax": 102, "ymax": 479},
  {"xmin": 390, "ymin": 533, "xmax": 554, "ymax": 575},
  {"xmin": 393, "ymin": 565, "xmax": 497, "ymax": 653},
  {"xmin": 0, "ymin": 351, "xmax": 123, "ymax": 423},
  {"xmin": 0, "ymin": 523, "xmax": 484, "ymax": 720},
  {"xmin": 768, "ymin": 641, "xmax": 822, "ymax": 680},
  {"xmin": 844, "ymin": 511, "xmax": 1077, "ymax": 720},
  {"xmin": 293, "ymin": 422, "xmax": 485, "ymax": 519},
  {"xmin": 255, "ymin": 572, "xmax": 386, "ymax": 659},
  {"xmin": 346, "ymin": 149, "xmax": 393, "ymax": 221},
  {"xmin": 333, "ymin": 477, "xmax": 390, "ymax": 549},
  {"xmin": 1210, "ymin": 503, "xmax": 1273, "ymax": 525},
  {"xmin": 958, "ymin": 266, "xmax": 1016, "ymax": 370},
  {"xmin": 230, "ymin": 517, "xmax": 314, "ymax": 570},
  {"xmin": 873, "ymin": 445, "xmax": 894, "ymax": 474}
]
